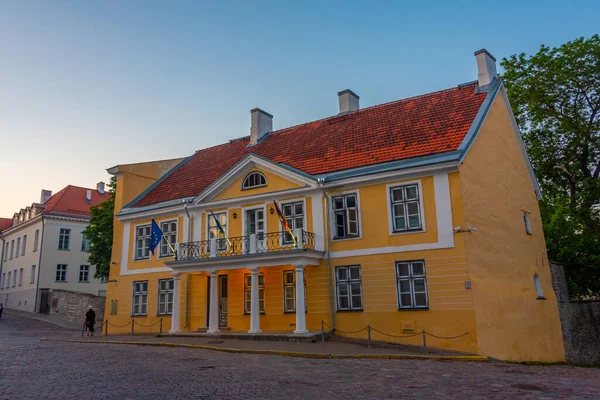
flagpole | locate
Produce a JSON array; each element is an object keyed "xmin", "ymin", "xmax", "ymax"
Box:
[{"xmin": 161, "ymin": 235, "xmax": 177, "ymax": 257}]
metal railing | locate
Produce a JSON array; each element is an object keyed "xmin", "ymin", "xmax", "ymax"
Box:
[{"xmin": 178, "ymin": 230, "xmax": 315, "ymax": 261}]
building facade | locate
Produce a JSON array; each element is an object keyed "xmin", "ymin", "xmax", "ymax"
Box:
[
  {"xmin": 0, "ymin": 185, "xmax": 108, "ymax": 312},
  {"xmin": 104, "ymin": 49, "xmax": 565, "ymax": 362}
]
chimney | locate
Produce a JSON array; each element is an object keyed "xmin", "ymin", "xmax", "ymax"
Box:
[
  {"xmin": 249, "ymin": 108, "xmax": 273, "ymax": 146},
  {"xmin": 474, "ymin": 49, "xmax": 497, "ymax": 88},
  {"xmin": 97, "ymin": 181, "xmax": 105, "ymax": 195},
  {"xmin": 338, "ymin": 89, "xmax": 360, "ymax": 114},
  {"xmin": 86, "ymin": 189, "xmax": 92, "ymax": 203},
  {"xmin": 40, "ymin": 189, "xmax": 52, "ymax": 204}
]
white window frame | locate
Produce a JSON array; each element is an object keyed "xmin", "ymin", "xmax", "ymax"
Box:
[
  {"xmin": 58, "ymin": 228, "xmax": 71, "ymax": 250},
  {"xmin": 30, "ymin": 265, "xmax": 36, "ymax": 284},
  {"xmin": 241, "ymin": 171, "xmax": 267, "ymax": 190},
  {"xmin": 206, "ymin": 211, "xmax": 229, "ymax": 251},
  {"xmin": 81, "ymin": 233, "xmax": 90, "ymax": 252},
  {"xmin": 330, "ymin": 191, "xmax": 362, "ymax": 241},
  {"xmin": 159, "ymin": 220, "xmax": 178, "ymax": 258},
  {"xmin": 18, "ymin": 268, "xmax": 23, "ymax": 286},
  {"xmin": 244, "ymin": 273, "xmax": 265, "ymax": 314},
  {"xmin": 157, "ymin": 279, "xmax": 174, "ymax": 315},
  {"xmin": 134, "ymin": 223, "xmax": 151, "ymax": 261},
  {"xmin": 283, "ymin": 270, "xmax": 307, "ymax": 313},
  {"xmin": 55, "ymin": 264, "xmax": 68, "ymax": 282},
  {"xmin": 386, "ymin": 180, "xmax": 426, "ymax": 235},
  {"xmin": 100, "ymin": 276, "xmax": 108, "ymax": 283},
  {"xmin": 335, "ymin": 265, "xmax": 363, "ymax": 311},
  {"xmin": 278, "ymin": 198, "xmax": 307, "ymax": 246},
  {"xmin": 12, "ymin": 270, "xmax": 16, "ymax": 287},
  {"xmin": 132, "ymin": 280, "xmax": 148, "ymax": 316},
  {"xmin": 33, "ymin": 229, "xmax": 39, "ymax": 252},
  {"xmin": 3, "ymin": 243, "xmax": 7, "ymax": 261},
  {"xmin": 10, "ymin": 240, "xmax": 14, "ymax": 259},
  {"xmin": 396, "ymin": 260, "xmax": 428, "ymax": 309},
  {"xmin": 1, "ymin": 273, "xmax": 5, "ymax": 289},
  {"xmin": 21, "ymin": 234, "xmax": 27, "ymax": 256},
  {"xmin": 15, "ymin": 237, "xmax": 20, "ymax": 258},
  {"xmin": 79, "ymin": 265, "xmax": 90, "ymax": 282},
  {"xmin": 7, "ymin": 271, "xmax": 11, "ymax": 288},
  {"xmin": 241, "ymin": 204, "xmax": 268, "ymax": 239}
]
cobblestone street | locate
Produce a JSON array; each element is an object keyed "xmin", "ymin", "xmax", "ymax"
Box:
[{"xmin": 0, "ymin": 313, "xmax": 599, "ymax": 399}]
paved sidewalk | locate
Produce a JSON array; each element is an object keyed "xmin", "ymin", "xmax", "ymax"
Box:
[
  {"xmin": 4, "ymin": 309, "xmax": 81, "ymax": 331},
  {"xmin": 45, "ymin": 331, "xmax": 486, "ymax": 361}
]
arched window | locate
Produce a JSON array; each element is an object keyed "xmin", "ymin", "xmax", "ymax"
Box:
[
  {"xmin": 534, "ymin": 274, "xmax": 544, "ymax": 298},
  {"xmin": 242, "ymin": 172, "xmax": 267, "ymax": 190}
]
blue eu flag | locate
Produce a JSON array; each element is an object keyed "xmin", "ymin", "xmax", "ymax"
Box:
[{"xmin": 149, "ymin": 219, "xmax": 163, "ymax": 256}]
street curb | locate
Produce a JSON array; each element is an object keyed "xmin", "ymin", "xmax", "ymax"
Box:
[{"xmin": 42, "ymin": 339, "xmax": 489, "ymax": 362}]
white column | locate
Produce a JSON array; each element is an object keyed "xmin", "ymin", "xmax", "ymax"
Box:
[
  {"xmin": 294, "ymin": 265, "xmax": 308, "ymax": 334},
  {"xmin": 207, "ymin": 272, "xmax": 220, "ymax": 333},
  {"xmin": 248, "ymin": 268, "xmax": 262, "ymax": 333},
  {"xmin": 169, "ymin": 273, "xmax": 181, "ymax": 333}
]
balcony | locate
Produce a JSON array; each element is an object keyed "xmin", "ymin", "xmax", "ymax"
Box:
[{"xmin": 168, "ymin": 230, "xmax": 323, "ymax": 272}]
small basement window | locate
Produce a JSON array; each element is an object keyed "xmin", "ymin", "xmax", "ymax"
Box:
[
  {"xmin": 242, "ymin": 172, "xmax": 267, "ymax": 190},
  {"xmin": 534, "ymin": 274, "xmax": 545, "ymax": 299}
]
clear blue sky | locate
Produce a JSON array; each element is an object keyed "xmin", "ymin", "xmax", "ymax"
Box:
[{"xmin": 1, "ymin": 1, "xmax": 598, "ymax": 216}]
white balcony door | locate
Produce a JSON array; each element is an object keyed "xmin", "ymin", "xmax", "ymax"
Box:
[{"xmin": 245, "ymin": 208, "xmax": 266, "ymax": 253}]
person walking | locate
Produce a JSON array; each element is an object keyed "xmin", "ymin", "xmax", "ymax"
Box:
[{"xmin": 84, "ymin": 306, "xmax": 96, "ymax": 336}]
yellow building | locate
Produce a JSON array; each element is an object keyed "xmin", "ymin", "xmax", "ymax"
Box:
[{"xmin": 104, "ymin": 49, "xmax": 565, "ymax": 362}]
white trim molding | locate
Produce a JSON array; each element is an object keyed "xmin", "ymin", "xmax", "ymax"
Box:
[
  {"xmin": 385, "ymin": 179, "xmax": 426, "ymax": 236},
  {"xmin": 330, "ymin": 172, "xmax": 454, "ymax": 258}
]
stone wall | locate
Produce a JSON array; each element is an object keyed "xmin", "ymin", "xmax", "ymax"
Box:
[
  {"xmin": 550, "ymin": 262, "xmax": 600, "ymax": 366},
  {"xmin": 47, "ymin": 289, "xmax": 105, "ymax": 327}
]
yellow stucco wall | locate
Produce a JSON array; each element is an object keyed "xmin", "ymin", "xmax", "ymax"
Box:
[
  {"xmin": 459, "ymin": 93, "xmax": 565, "ymax": 362},
  {"xmin": 212, "ymin": 167, "xmax": 303, "ymax": 201}
]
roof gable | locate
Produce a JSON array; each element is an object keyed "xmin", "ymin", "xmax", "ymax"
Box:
[
  {"xmin": 43, "ymin": 185, "xmax": 108, "ymax": 217},
  {"xmin": 131, "ymin": 82, "xmax": 488, "ymax": 208}
]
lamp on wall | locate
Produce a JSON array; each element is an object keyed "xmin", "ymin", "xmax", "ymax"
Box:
[
  {"xmin": 270, "ymin": 207, "xmax": 275, "ymax": 215},
  {"xmin": 232, "ymin": 212, "xmax": 237, "ymax": 219}
]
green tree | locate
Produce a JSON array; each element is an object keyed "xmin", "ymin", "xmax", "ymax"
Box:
[
  {"xmin": 501, "ymin": 35, "xmax": 600, "ymax": 298},
  {"xmin": 84, "ymin": 176, "xmax": 116, "ymax": 279}
]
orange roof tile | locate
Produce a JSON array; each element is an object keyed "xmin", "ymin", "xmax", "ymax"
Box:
[
  {"xmin": 133, "ymin": 82, "xmax": 487, "ymax": 207},
  {"xmin": 0, "ymin": 218, "xmax": 12, "ymax": 233},
  {"xmin": 43, "ymin": 185, "xmax": 108, "ymax": 217}
]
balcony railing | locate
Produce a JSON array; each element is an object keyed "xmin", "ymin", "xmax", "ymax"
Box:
[{"xmin": 178, "ymin": 230, "xmax": 315, "ymax": 261}]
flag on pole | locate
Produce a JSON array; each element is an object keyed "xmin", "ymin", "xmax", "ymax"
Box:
[
  {"xmin": 149, "ymin": 219, "xmax": 176, "ymax": 257},
  {"xmin": 273, "ymin": 200, "xmax": 297, "ymax": 246},
  {"xmin": 209, "ymin": 210, "xmax": 232, "ymax": 248}
]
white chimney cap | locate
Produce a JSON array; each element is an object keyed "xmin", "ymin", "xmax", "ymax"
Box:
[
  {"xmin": 338, "ymin": 89, "xmax": 360, "ymax": 114},
  {"xmin": 97, "ymin": 181, "xmax": 105, "ymax": 195},
  {"xmin": 474, "ymin": 49, "xmax": 497, "ymax": 88},
  {"xmin": 249, "ymin": 108, "xmax": 273, "ymax": 146}
]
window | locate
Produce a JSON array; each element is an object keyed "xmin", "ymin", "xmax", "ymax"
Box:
[
  {"xmin": 55, "ymin": 264, "xmax": 67, "ymax": 282},
  {"xmin": 33, "ymin": 229, "xmax": 39, "ymax": 252},
  {"xmin": 7, "ymin": 272, "xmax": 12, "ymax": 288},
  {"xmin": 30, "ymin": 266, "xmax": 36, "ymax": 284},
  {"xmin": 160, "ymin": 221, "xmax": 177, "ymax": 257},
  {"xmin": 396, "ymin": 261, "xmax": 428, "ymax": 309},
  {"xmin": 335, "ymin": 266, "xmax": 363, "ymax": 311},
  {"xmin": 244, "ymin": 273, "xmax": 265, "ymax": 313},
  {"xmin": 15, "ymin": 237, "xmax": 20, "ymax": 258},
  {"xmin": 21, "ymin": 235, "xmax": 27, "ymax": 255},
  {"xmin": 242, "ymin": 171, "xmax": 267, "ymax": 190},
  {"xmin": 524, "ymin": 212, "xmax": 532, "ymax": 235},
  {"xmin": 12, "ymin": 270, "xmax": 17, "ymax": 287},
  {"xmin": 158, "ymin": 279, "xmax": 174, "ymax": 315},
  {"xmin": 3, "ymin": 244, "xmax": 7, "ymax": 261},
  {"xmin": 134, "ymin": 225, "xmax": 151, "ymax": 260},
  {"xmin": 534, "ymin": 274, "xmax": 544, "ymax": 298},
  {"xmin": 10, "ymin": 240, "xmax": 14, "ymax": 259},
  {"xmin": 281, "ymin": 202, "xmax": 304, "ymax": 244},
  {"xmin": 132, "ymin": 281, "xmax": 148, "ymax": 316},
  {"xmin": 18, "ymin": 268, "xmax": 23, "ymax": 286},
  {"xmin": 58, "ymin": 228, "xmax": 71, "ymax": 250},
  {"xmin": 207, "ymin": 212, "xmax": 228, "ymax": 251},
  {"xmin": 332, "ymin": 194, "xmax": 360, "ymax": 239},
  {"xmin": 1, "ymin": 273, "xmax": 5, "ymax": 289},
  {"xmin": 79, "ymin": 265, "xmax": 90, "ymax": 282},
  {"xmin": 283, "ymin": 270, "xmax": 307, "ymax": 313},
  {"xmin": 81, "ymin": 233, "xmax": 90, "ymax": 252},
  {"xmin": 390, "ymin": 184, "xmax": 422, "ymax": 232},
  {"xmin": 100, "ymin": 276, "xmax": 108, "ymax": 283}
]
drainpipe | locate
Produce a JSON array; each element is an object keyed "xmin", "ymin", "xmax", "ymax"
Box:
[
  {"xmin": 318, "ymin": 177, "xmax": 335, "ymax": 330},
  {"xmin": 0, "ymin": 234, "xmax": 5, "ymax": 293},
  {"xmin": 183, "ymin": 200, "xmax": 192, "ymax": 328},
  {"xmin": 33, "ymin": 216, "xmax": 46, "ymax": 312}
]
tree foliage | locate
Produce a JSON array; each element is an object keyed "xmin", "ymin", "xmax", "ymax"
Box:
[
  {"xmin": 84, "ymin": 176, "xmax": 116, "ymax": 279},
  {"xmin": 501, "ymin": 35, "xmax": 600, "ymax": 298}
]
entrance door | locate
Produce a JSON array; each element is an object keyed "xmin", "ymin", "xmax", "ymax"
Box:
[
  {"xmin": 218, "ymin": 275, "xmax": 228, "ymax": 328},
  {"xmin": 39, "ymin": 289, "xmax": 50, "ymax": 314},
  {"xmin": 245, "ymin": 208, "xmax": 266, "ymax": 252}
]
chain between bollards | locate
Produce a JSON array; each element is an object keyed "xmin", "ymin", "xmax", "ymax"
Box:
[
  {"xmin": 321, "ymin": 320, "xmax": 325, "ymax": 342},
  {"xmin": 422, "ymin": 329, "xmax": 426, "ymax": 348},
  {"xmin": 160, "ymin": 318, "xmax": 163, "ymax": 334},
  {"xmin": 367, "ymin": 324, "xmax": 372, "ymax": 348},
  {"xmin": 104, "ymin": 320, "xmax": 108, "ymax": 336},
  {"xmin": 131, "ymin": 319, "xmax": 134, "ymax": 336}
]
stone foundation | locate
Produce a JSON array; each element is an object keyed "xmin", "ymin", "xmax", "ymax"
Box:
[{"xmin": 47, "ymin": 289, "xmax": 105, "ymax": 327}]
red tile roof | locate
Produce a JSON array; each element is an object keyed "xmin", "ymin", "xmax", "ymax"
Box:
[
  {"xmin": 133, "ymin": 82, "xmax": 487, "ymax": 207},
  {"xmin": 0, "ymin": 218, "xmax": 12, "ymax": 233},
  {"xmin": 43, "ymin": 185, "xmax": 109, "ymax": 217}
]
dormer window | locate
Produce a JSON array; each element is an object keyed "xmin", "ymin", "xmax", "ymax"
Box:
[{"xmin": 242, "ymin": 171, "xmax": 267, "ymax": 190}]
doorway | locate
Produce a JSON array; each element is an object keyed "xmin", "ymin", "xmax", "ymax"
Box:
[{"xmin": 218, "ymin": 275, "xmax": 228, "ymax": 328}]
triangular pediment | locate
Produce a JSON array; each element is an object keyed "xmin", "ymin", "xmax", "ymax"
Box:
[{"xmin": 193, "ymin": 154, "xmax": 316, "ymax": 204}]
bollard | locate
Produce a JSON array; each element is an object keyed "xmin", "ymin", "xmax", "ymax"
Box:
[
  {"xmin": 105, "ymin": 320, "xmax": 108, "ymax": 336},
  {"xmin": 160, "ymin": 318, "xmax": 163, "ymax": 334},
  {"xmin": 422, "ymin": 329, "xmax": 426, "ymax": 348},
  {"xmin": 131, "ymin": 320, "xmax": 135, "ymax": 336},
  {"xmin": 367, "ymin": 325, "xmax": 372, "ymax": 348},
  {"xmin": 321, "ymin": 320, "xmax": 325, "ymax": 342}
]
